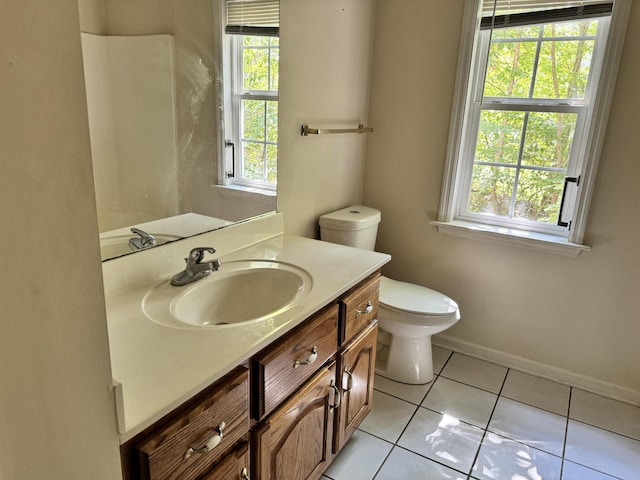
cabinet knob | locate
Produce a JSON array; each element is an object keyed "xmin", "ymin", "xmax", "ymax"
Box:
[
  {"xmin": 241, "ymin": 467, "xmax": 251, "ymax": 480},
  {"xmin": 293, "ymin": 346, "xmax": 318, "ymax": 369},
  {"xmin": 183, "ymin": 421, "xmax": 225, "ymax": 460},
  {"xmin": 356, "ymin": 301, "xmax": 374, "ymax": 317}
]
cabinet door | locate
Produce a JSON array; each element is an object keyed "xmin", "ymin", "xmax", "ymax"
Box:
[
  {"xmin": 254, "ymin": 363, "xmax": 338, "ymax": 480},
  {"xmin": 200, "ymin": 441, "xmax": 250, "ymax": 480},
  {"xmin": 334, "ymin": 321, "xmax": 378, "ymax": 453}
]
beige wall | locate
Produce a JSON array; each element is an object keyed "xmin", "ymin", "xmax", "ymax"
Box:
[
  {"xmin": 364, "ymin": 0, "xmax": 640, "ymax": 402},
  {"xmin": 278, "ymin": 0, "xmax": 376, "ymax": 237},
  {"xmin": 3, "ymin": 2, "xmax": 637, "ymax": 478},
  {"xmin": 0, "ymin": 1, "xmax": 121, "ymax": 478}
]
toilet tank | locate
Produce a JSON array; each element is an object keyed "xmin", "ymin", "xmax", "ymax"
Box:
[{"xmin": 319, "ymin": 205, "xmax": 381, "ymax": 251}]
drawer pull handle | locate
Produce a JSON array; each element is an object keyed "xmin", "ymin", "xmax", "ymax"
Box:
[
  {"xmin": 343, "ymin": 367, "xmax": 354, "ymax": 392},
  {"xmin": 356, "ymin": 301, "xmax": 373, "ymax": 317},
  {"xmin": 241, "ymin": 467, "xmax": 251, "ymax": 480},
  {"xmin": 329, "ymin": 379, "xmax": 342, "ymax": 410},
  {"xmin": 183, "ymin": 421, "xmax": 225, "ymax": 460},
  {"xmin": 293, "ymin": 346, "xmax": 318, "ymax": 369}
]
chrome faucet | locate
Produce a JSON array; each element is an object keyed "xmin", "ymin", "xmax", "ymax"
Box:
[
  {"xmin": 171, "ymin": 247, "xmax": 222, "ymax": 286},
  {"xmin": 128, "ymin": 228, "xmax": 157, "ymax": 251}
]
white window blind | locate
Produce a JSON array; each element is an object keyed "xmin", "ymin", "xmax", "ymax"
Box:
[
  {"xmin": 226, "ymin": 0, "xmax": 279, "ymax": 37},
  {"xmin": 481, "ymin": 0, "xmax": 613, "ymax": 29}
]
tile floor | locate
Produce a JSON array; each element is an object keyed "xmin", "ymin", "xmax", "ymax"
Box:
[{"xmin": 322, "ymin": 347, "xmax": 640, "ymax": 480}]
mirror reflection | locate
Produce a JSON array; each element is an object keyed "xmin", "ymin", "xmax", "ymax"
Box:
[{"xmin": 77, "ymin": 0, "xmax": 278, "ymax": 260}]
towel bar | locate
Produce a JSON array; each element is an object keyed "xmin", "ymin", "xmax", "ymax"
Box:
[{"xmin": 300, "ymin": 124, "xmax": 373, "ymax": 136}]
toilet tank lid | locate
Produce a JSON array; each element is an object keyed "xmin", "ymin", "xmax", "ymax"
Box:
[
  {"xmin": 319, "ymin": 205, "xmax": 381, "ymax": 231},
  {"xmin": 379, "ymin": 276, "xmax": 459, "ymax": 316}
]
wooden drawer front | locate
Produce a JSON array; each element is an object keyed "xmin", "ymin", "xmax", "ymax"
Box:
[
  {"xmin": 254, "ymin": 304, "xmax": 338, "ymax": 420},
  {"xmin": 341, "ymin": 273, "xmax": 380, "ymax": 345},
  {"xmin": 200, "ymin": 441, "xmax": 250, "ymax": 480},
  {"xmin": 136, "ymin": 367, "xmax": 250, "ymax": 480},
  {"xmin": 254, "ymin": 362, "xmax": 337, "ymax": 480},
  {"xmin": 334, "ymin": 320, "xmax": 378, "ymax": 453}
]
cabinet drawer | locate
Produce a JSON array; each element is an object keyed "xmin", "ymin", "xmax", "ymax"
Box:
[
  {"xmin": 253, "ymin": 304, "xmax": 338, "ymax": 419},
  {"xmin": 135, "ymin": 367, "xmax": 249, "ymax": 480},
  {"xmin": 200, "ymin": 441, "xmax": 250, "ymax": 480},
  {"xmin": 340, "ymin": 273, "xmax": 380, "ymax": 345}
]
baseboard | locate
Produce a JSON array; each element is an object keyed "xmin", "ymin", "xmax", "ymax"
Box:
[{"xmin": 433, "ymin": 334, "xmax": 640, "ymax": 407}]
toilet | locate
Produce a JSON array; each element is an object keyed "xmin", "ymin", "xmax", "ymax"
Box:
[{"xmin": 319, "ymin": 205, "xmax": 460, "ymax": 384}]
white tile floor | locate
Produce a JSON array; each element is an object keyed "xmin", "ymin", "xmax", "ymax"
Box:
[{"xmin": 322, "ymin": 347, "xmax": 640, "ymax": 480}]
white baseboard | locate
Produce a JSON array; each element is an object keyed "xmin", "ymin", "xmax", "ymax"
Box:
[{"xmin": 433, "ymin": 334, "xmax": 640, "ymax": 407}]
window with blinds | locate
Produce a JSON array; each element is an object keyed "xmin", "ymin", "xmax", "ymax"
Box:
[
  {"xmin": 222, "ymin": 0, "xmax": 279, "ymax": 190},
  {"xmin": 226, "ymin": 0, "xmax": 279, "ymax": 36},
  {"xmin": 480, "ymin": 1, "xmax": 613, "ymax": 28},
  {"xmin": 435, "ymin": 0, "xmax": 630, "ymax": 254}
]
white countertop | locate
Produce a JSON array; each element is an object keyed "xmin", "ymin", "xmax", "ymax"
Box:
[{"xmin": 102, "ymin": 213, "xmax": 390, "ymax": 442}]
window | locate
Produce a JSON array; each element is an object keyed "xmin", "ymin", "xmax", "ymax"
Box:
[
  {"xmin": 221, "ymin": 0, "xmax": 279, "ymax": 191},
  {"xmin": 435, "ymin": 0, "xmax": 630, "ymax": 255}
]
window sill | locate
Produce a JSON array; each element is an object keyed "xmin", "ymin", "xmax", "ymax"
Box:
[
  {"xmin": 429, "ymin": 220, "xmax": 591, "ymax": 257},
  {"xmin": 213, "ymin": 184, "xmax": 276, "ymax": 200}
]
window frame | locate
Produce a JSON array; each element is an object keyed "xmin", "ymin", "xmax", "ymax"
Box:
[
  {"xmin": 226, "ymin": 34, "xmax": 279, "ymax": 191},
  {"xmin": 216, "ymin": 0, "xmax": 279, "ymax": 194},
  {"xmin": 434, "ymin": 0, "xmax": 631, "ymax": 256}
]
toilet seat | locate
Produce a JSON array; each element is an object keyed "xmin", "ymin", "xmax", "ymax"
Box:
[{"xmin": 379, "ymin": 276, "xmax": 459, "ymax": 318}]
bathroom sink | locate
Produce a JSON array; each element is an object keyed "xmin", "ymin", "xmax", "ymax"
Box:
[
  {"xmin": 99, "ymin": 233, "xmax": 180, "ymax": 260},
  {"xmin": 142, "ymin": 260, "xmax": 313, "ymax": 328}
]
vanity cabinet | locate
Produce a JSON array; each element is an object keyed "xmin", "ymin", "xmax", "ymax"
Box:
[{"xmin": 120, "ymin": 272, "xmax": 381, "ymax": 480}]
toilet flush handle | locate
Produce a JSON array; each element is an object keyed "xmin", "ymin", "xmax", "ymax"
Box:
[{"xmin": 356, "ymin": 301, "xmax": 373, "ymax": 317}]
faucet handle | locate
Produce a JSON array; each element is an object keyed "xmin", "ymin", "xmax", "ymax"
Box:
[{"xmin": 186, "ymin": 247, "xmax": 216, "ymax": 266}]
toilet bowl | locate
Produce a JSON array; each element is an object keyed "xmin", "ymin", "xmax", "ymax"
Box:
[
  {"xmin": 378, "ymin": 276, "xmax": 459, "ymax": 384},
  {"xmin": 319, "ymin": 205, "xmax": 461, "ymax": 384}
]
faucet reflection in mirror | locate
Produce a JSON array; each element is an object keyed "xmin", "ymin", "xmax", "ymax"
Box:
[{"xmin": 77, "ymin": 0, "xmax": 277, "ymax": 262}]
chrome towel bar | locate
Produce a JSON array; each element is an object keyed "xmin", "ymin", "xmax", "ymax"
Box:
[{"xmin": 300, "ymin": 124, "xmax": 373, "ymax": 136}]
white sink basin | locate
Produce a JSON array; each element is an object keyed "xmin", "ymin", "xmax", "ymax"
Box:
[{"xmin": 142, "ymin": 260, "xmax": 313, "ymax": 328}]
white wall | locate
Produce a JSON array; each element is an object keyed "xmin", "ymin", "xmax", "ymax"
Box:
[
  {"xmin": 278, "ymin": 0, "xmax": 376, "ymax": 237},
  {"xmin": 364, "ymin": 0, "xmax": 640, "ymax": 403},
  {"xmin": 0, "ymin": 1, "xmax": 122, "ymax": 478}
]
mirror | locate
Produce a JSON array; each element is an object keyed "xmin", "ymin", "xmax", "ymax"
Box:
[{"xmin": 77, "ymin": 0, "xmax": 277, "ymax": 261}]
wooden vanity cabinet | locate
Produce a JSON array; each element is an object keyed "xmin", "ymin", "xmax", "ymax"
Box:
[{"xmin": 120, "ymin": 272, "xmax": 381, "ymax": 480}]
